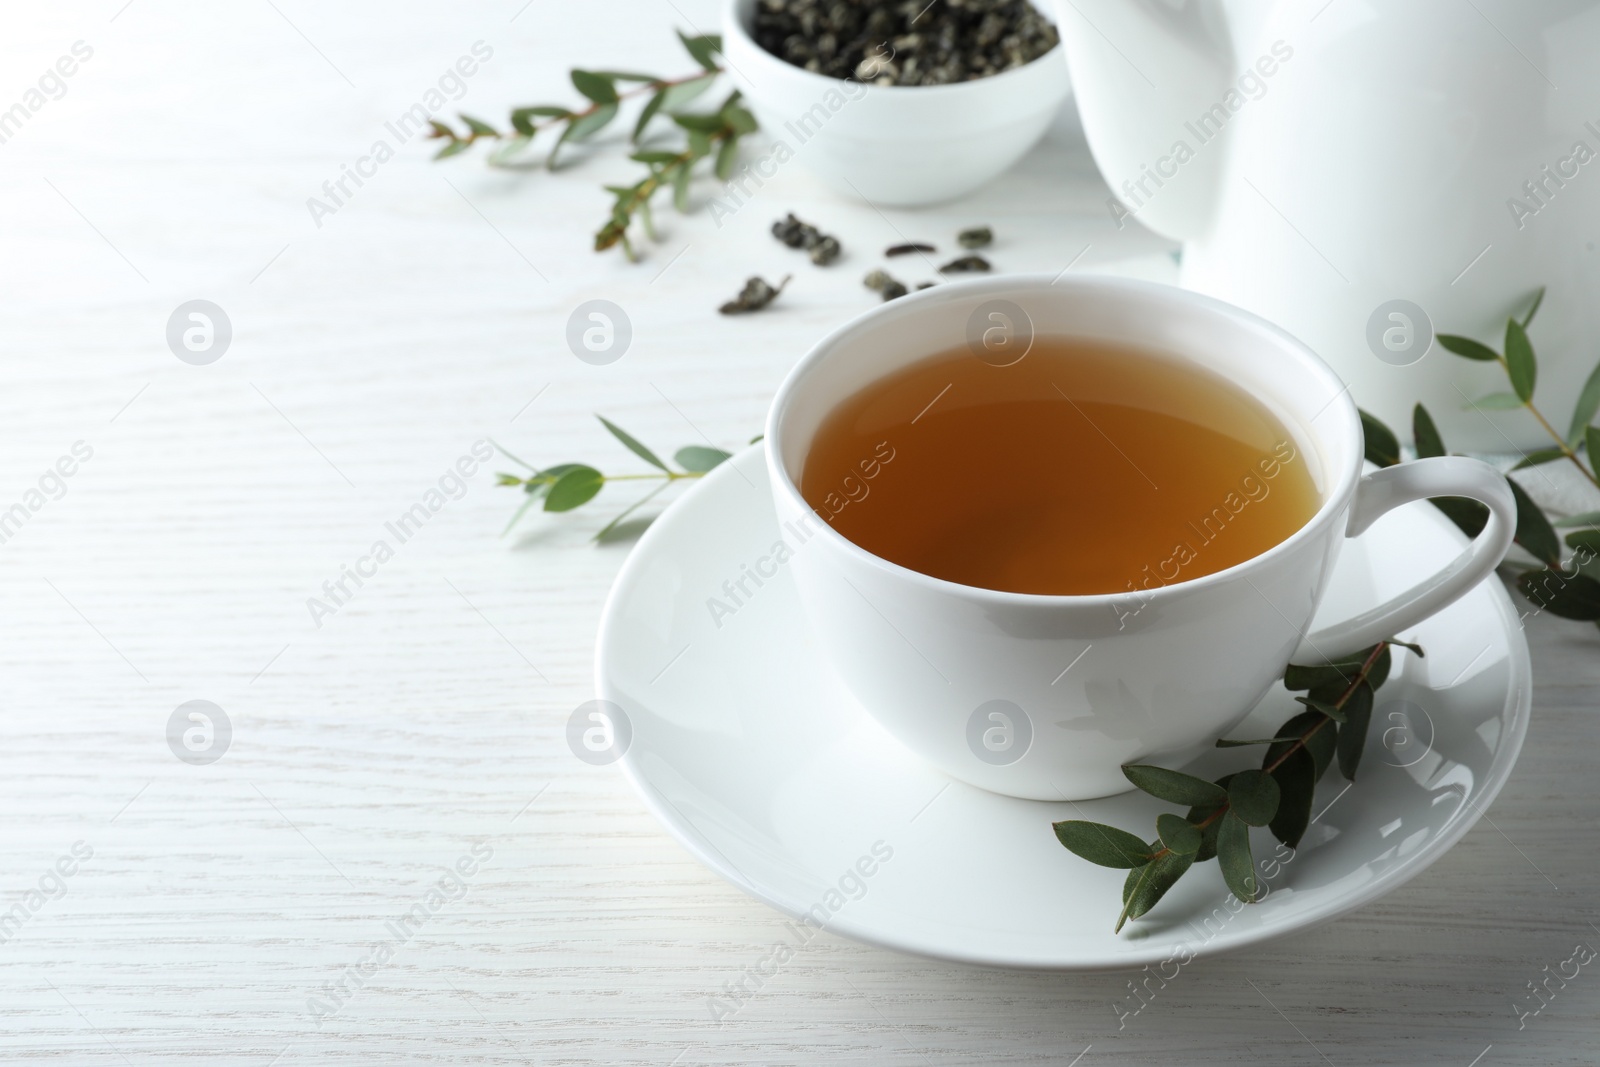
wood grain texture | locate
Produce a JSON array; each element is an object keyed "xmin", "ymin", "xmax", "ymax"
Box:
[{"xmin": 0, "ymin": 2, "xmax": 1594, "ymax": 1064}]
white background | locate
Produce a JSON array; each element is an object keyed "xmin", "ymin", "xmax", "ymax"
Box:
[{"xmin": 0, "ymin": 1, "xmax": 1593, "ymax": 1063}]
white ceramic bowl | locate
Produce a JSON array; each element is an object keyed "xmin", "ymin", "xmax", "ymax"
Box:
[{"xmin": 720, "ymin": 0, "xmax": 1072, "ymax": 207}]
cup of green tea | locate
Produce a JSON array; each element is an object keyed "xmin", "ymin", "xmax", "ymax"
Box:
[{"xmin": 764, "ymin": 275, "xmax": 1515, "ymax": 800}]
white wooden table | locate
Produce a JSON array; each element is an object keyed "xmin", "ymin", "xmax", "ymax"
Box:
[{"xmin": 1, "ymin": 3, "xmax": 1595, "ymax": 1063}]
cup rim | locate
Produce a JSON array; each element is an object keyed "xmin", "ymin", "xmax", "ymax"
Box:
[
  {"xmin": 763, "ymin": 273, "xmax": 1364, "ymax": 608},
  {"xmin": 721, "ymin": 0, "xmax": 1067, "ymax": 99}
]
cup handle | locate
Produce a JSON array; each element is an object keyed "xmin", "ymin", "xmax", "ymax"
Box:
[{"xmin": 1293, "ymin": 456, "xmax": 1516, "ymax": 663}]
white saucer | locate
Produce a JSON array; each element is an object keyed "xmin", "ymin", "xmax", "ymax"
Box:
[{"xmin": 595, "ymin": 447, "xmax": 1532, "ymax": 970}]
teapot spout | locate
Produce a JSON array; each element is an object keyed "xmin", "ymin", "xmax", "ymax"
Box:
[{"xmin": 1052, "ymin": 0, "xmax": 1240, "ymax": 241}]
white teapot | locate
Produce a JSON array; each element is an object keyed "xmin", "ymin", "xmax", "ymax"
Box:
[{"xmin": 1054, "ymin": 0, "xmax": 1600, "ymax": 450}]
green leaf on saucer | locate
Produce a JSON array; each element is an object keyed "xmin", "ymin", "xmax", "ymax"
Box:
[
  {"xmin": 1156, "ymin": 813, "xmax": 1201, "ymax": 856},
  {"xmin": 1117, "ymin": 848, "xmax": 1194, "ymax": 932},
  {"xmin": 1121, "ymin": 764, "xmax": 1227, "ymax": 807},
  {"xmin": 1217, "ymin": 811, "xmax": 1258, "ymax": 903},
  {"xmin": 1051, "ymin": 820, "xmax": 1151, "ymax": 869},
  {"xmin": 1267, "ymin": 709, "xmax": 1336, "ymax": 781},
  {"xmin": 1227, "ymin": 769, "xmax": 1281, "ymax": 827},
  {"xmin": 1336, "ymin": 681, "xmax": 1375, "ymax": 782},
  {"xmin": 1294, "ymin": 695, "xmax": 1347, "ymax": 723},
  {"xmin": 1267, "ymin": 748, "xmax": 1317, "ymax": 848}
]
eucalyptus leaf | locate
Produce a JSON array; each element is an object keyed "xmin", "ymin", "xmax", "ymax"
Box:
[
  {"xmin": 1187, "ymin": 801, "xmax": 1224, "ymax": 862},
  {"xmin": 722, "ymin": 102, "xmax": 758, "ymax": 135},
  {"xmin": 1293, "ymin": 695, "xmax": 1347, "ymax": 724},
  {"xmin": 630, "ymin": 150, "xmax": 683, "ymax": 166},
  {"xmin": 1359, "ymin": 408, "xmax": 1400, "ymax": 468},
  {"xmin": 1554, "ymin": 510, "xmax": 1600, "ymax": 528},
  {"xmin": 487, "ymin": 135, "xmax": 536, "ymax": 165},
  {"xmin": 1216, "ymin": 812, "xmax": 1258, "ymax": 903},
  {"xmin": 1517, "ymin": 567, "xmax": 1600, "ymax": 620},
  {"xmin": 1430, "ymin": 496, "xmax": 1489, "ymax": 539},
  {"xmin": 1505, "ymin": 318, "xmax": 1537, "ymax": 403},
  {"xmin": 571, "ymin": 69, "xmax": 620, "ymax": 105},
  {"xmin": 678, "ymin": 30, "xmax": 722, "ymax": 72},
  {"xmin": 1336, "ymin": 680, "xmax": 1374, "ymax": 781},
  {"xmin": 1227, "ymin": 769, "xmax": 1281, "ymax": 826},
  {"xmin": 597, "ymin": 416, "xmax": 668, "ymax": 472},
  {"xmin": 433, "ymin": 139, "xmax": 469, "ymax": 160},
  {"xmin": 659, "ymin": 72, "xmax": 717, "ymax": 112},
  {"xmin": 1513, "ymin": 446, "xmax": 1568, "ymax": 471},
  {"xmin": 1510, "ymin": 477, "xmax": 1562, "ymax": 566},
  {"xmin": 1411, "ymin": 403, "xmax": 1445, "ymax": 459},
  {"xmin": 595, "ymin": 70, "xmax": 662, "ymax": 82},
  {"xmin": 675, "ymin": 445, "xmax": 731, "ymax": 472},
  {"xmin": 673, "ymin": 112, "xmax": 724, "ymax": 133},
  {"xmin": 1215, "ymin": 737, "xmax": 1299, "ymax": 747},
  {"xmin": 511, "ymin": 105, "xmax": 572, "ymax": 136},
  {"xmin": 544, "ymin": 465, "xmax": 604, "ymax": 512},
  {"xmin": 1156, "ymin": 813, "xmax": 1201, "ymax": 856},
  {"xmin": 1436, "ymin": 333, "xmax": 1502, "ymax": 362},
  {"xmin": 715, "ymin": 137, "xmax": 739, "ymax": 180},
  {"xmin": 1117, "ymin": 848, "xmax": 1194, "ymax": 931},
  {"xmin": 528, "ymin": 463, "xmax": 585, "ymax": 498},
  {"xmin": 1267, "ymin": 709, "xmax": 1336, "ymax": 780},
  {"xmin": 1589, "ymin": 425, "xmax": 1600, "ymax": 482},
  {"xmin": 672, "ymin": 164, "xmax": 691, "ymax": 211},
  {"xmin": 1522, "ymin": 285, "xmax": 1546, "ymax": 328},
  {"xmin": 549, "ymin": 104, "xmax": 619, "ymax": 166},
  {"xmin": 459, "ymin": 113, "xmax": 498, "ymax": 136},
  {"xmin": 1283, "ymin": 657, "xmax": 1362, "ymax": 692},
  {"xmin": 633, "ymin": 90, "xmax": 666, "ymax": 142},
  {"xmin": 1052, "ymin": 820, "xmax": 1152, "ymax": 869},
  {"xmin": 1121, "ymin": 764, "xmax": 1227, "ymax": 807},
  {"xmin": 1567, "ymin": 360, "xmax": 1600, "ymax": 445},
  {"xmin": 1566, "ymin": 529, "xmax": 1600, "ymax": 553},
  {"xmin": 566, "ymin": 103, "xmax": 619, "ymax": 142},
  {"xmin": 1466, "ymin": 391, "xmax": 1526, "ymax": 412},
  {"xmin": 1267, "ymin": 748, "xmax": 1317, "ymax": 848}
]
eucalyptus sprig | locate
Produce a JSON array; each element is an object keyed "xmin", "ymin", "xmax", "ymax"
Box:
[
  {"xmin": 1361, "ymin": 284, "xmax": 1600, "ymax": 624},
  {"xmin": 1064, "ymin": 285, "xmax": 1600, "ymax": 933},
  {"xmin": 1056, "ymin": 640, "xmax": 1420, "ymax": 932},
  {"xmin": 496, "ymin": 415, "xmax": 740, "ymax": 541},
  {"xmin": 429, "ymin": 31, "xmax": 758, "ymax": 260}
]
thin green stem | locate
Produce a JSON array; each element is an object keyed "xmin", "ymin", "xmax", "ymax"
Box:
[
  {"xmin": 457, "ymin": 67, "xmax": 723, "ymax": 146},
  {"xmin": 1140, "ymin": 641, "xmax": 1391, "ymax": 868},
  {"xmin": 1514, "ymin": 379, "xmax": 1600, "ymax": 491}
]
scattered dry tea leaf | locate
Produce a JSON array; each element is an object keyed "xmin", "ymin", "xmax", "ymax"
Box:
[
  {"xmin": 719, "ymin": 274, "xmax": 791, "ymax": 314},
  {"xmin": 958, "ymin": 225, "xmax": 993, "ymax": 249},
  {"xmin": 939, "ymin": 254, "xmax": 991, "ymax": 274}
]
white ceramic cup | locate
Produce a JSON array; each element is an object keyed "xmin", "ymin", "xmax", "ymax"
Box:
[{"xmin": 765, "ymin": 275, "xmax": 1516, "ymax": 801}]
